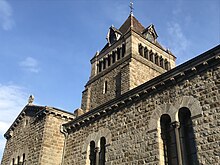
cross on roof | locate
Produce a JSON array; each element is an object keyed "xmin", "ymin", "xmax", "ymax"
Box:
[{"xmin": 129, "ymin": 0, "xmax": 134, "ymax": 15}]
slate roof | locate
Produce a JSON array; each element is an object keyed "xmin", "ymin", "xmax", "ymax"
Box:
[
  {"xmin": 99, "ymin": 14, "xmax": 168, "ymax": 54},
  {"xmin": 119, "ymin": 14, "xmax": 145, "ymax": 34}
]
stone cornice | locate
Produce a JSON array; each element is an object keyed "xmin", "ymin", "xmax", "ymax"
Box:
[
  {"xmin": 35, "ymin": 106, "xmax": 75, "ymax": 120},
  {"xmin": 63, "ymin": 44, "xmax": 220, "ymax": 132}
]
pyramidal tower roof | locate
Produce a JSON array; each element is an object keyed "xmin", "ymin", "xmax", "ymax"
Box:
[{"xmin": 119, "ymin": 14, "xmax": 145, "ymax": 34}]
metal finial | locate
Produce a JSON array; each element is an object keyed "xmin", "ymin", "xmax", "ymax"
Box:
[
  {"xmin": 28, "ymin": 95, "xmax": 34, "ymax": 105},
  {"xmin": 129, "ymin": 0, "xmax": 134, "ymax": 15}
]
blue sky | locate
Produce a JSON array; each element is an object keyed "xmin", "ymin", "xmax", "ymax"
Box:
[{"xmin": 0, "ymin": 0, "xmax": 219, "ymax": 160}]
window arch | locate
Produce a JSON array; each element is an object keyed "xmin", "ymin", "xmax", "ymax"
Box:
[
  {"xmin": 179, "ymin": 108, "xmax": 199, "ymax": 165},
  {"xmin": 99, "ymin": 137, "xmax": 106, "ymax": 165}
]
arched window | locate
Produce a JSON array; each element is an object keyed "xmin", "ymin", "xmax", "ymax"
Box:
[
  {"xmin": 18, "ymin": 156, "xmax": 20, "ymax": 165},
  {"xmin": 149, "ymin": 51, "xmax": 154, "ymax": 62},
  {"xmin": 160, "ymin": 57, "xmax": 164, "ymax": 68},
  {"xmin": 22, "ymin": 153, "xmax": 25, "ymax": 164},
  {"xmin": 99, "ymin": 137, "xmax": 106, "ymax": 165},
  {"xmin": 179, "ymin": 108, "xmax": 199, "ymax": 165},
  {"xmin": 107, "ymin": 55, "xmax": 111, "ymax": 67},
  {"xmin": 117, "ymin": 48, "xmax": 121, "ymax": 60},
  {"xmin": 89, "ymin": 141, "xmax": 96, "ymax": 165},
  {"xmin": 144, "ymin": 47, "xmax": 149, "ymax": 59},
  {"xmin": 122, "ymin": 44, "xmax": 126, "ymax": 57},
  {"xmin": 164, "ymin": 60, "xmax": 169, "ymax": 70},
  {"xmin": 138, "ymin": 44, "xmax": 143, "ymax": 56},
  {"xmin": 98, "ymin": 61, "xmax": 102, "ymax": 72},
  {"xmin": 103, "ymin": 81, "xmax": 108, "ymax": 94},
  {"xmin": 112, "ymin": 51, "xmax": 116, "ymax": 63},
  {"xmin": 160, "ymin": 114, "xmax": 178, "ymax": 165},
  {"xmin": 155, "ymin": 54, "xmax": 159, "ymax": 65},
  {"xmin": 103, "ymin": 59, "xmax": 106, "ymax": 70}
]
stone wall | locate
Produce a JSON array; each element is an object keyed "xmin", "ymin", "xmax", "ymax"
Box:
[
  {"xmin": 63, "ymin": 60, "xmax": 220, "ymax": 164},
  {"xmin": 1, "ymin": 107, "xmax": 74, "ymax": 165},
  {"xmin": 129, "ymin": 56, "xmax": 165, "ymax": 90},
  {"xmin": 1, "ymin": 108, "xmax": 46, "ymax": 165},
  {"xmin": 87, "ymin": 60, "xmax": 130, "ymax": 110}
]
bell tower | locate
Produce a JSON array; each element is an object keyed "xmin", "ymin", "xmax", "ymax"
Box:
[{"xmin": 81, "ymin": 14, "xmax": 176, "ymax": 112}]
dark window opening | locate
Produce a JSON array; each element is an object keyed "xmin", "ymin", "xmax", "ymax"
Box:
[
  {"xmin": 160, "ymin": 57, "xmax": 164, "ymax": 68},
  {"xmin": 103, "ymin": 81, "xmax": 108, "ymax": 94},
  {"xmin": 117, "ymin": 48, "xmax": 121, "ymax": 60},
  {"xmin": 18, "ymin": 156, "xmax": 20, "ymax": 165},
  {"xmin": 179, "ymin": 108, "xmax": 199, "ymax": 165},
  {"xmin": 22, "ymin": 153, "xmax": 25, "ymax": 164},
  {"xmin": 144, "ymin": 47, "xmax": 148, "ymax": 59},
  {"xmin": 112, "ymin": 52, "xmax": 116, "ymax": 63},
  {"xmin": 149, "ymin": 51, "xmax": 154, "ymax": 62},
  {"xmin": 89, "ymin": 141, "xmax": 96, "ymax": 165},
  {"xmin": 155, "ymin": 54, "xmax": 159, "ymax": 65},
  {"xmin": 107, "ymin": 56, "xmax": 111, "ymax": 66},
  {"xmin": 115, "ymin": 72, "xmax": 121, "ymax": 97},
  {"xmin": 165, "ymin": 60, "xmax": 169, "ymax": 70},
  {"xmin": 138, "ymin": 44, "xmax": 143, "ymax": 56},
  {"xmin": 103, "ymin": 59, "xmax": 106, "ymax": 70},
  {"xmin": 99, "ymin": 137, "xmax": 106, "ymax": 165},
  {"xmin": 160, "ymin": 114, "xmax": 178, "ymax": 165},
  {"xmin": 98, "ymin": 62, "xmax": 102, "ymax": 72},
  {"xmin": 122, "ymin": 44, "xmax": 126, "ymax": 57}
]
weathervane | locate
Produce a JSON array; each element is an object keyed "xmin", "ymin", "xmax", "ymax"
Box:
[{"xmin": 129, "ymin": 0, "xmax": 134, "ymax": 15}]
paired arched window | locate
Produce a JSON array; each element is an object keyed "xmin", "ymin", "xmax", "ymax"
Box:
[
  {"xmin": 88, "ymin": 137, "xmax": 106, "ymax": 165},
  {"xmin": 160, "ymin": 108, "xmax": 198, "ymax": 165}
]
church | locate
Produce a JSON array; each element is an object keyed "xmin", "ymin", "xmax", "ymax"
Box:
[{"xmin": 1, "ymin": 7, "xmax": 220, "ymax": 165}]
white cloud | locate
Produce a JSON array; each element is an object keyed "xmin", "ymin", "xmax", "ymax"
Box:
[
  {"xmin": 166, "ymin": 22, "xmax": 190, "ymax": 57},
  {"xmin": 0, "ymin": 0, "xmax": 15, "ymax": 30},
  {"xmin": 19, "ymin": 57, "xmax": 40, "ymax": 73},
  {"xmin": 0, "ymin": 84, "xmax": 27, "ymax": 159}
]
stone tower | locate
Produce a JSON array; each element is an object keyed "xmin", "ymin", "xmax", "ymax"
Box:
[{"xmin": 81, "ymin": 14, "xmax": 176, "ymax": 112}]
